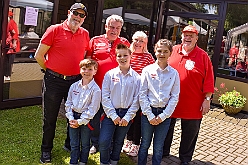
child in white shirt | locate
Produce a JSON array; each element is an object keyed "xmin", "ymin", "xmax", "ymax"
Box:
[
  {"xmin": 65, "ymin": 59, "xmax": 101, "ymax": 165},
  {"xmin": 99, "ymin": 43, "xmax": 140, "ymax": 165},
  {"xmin": 138, "ymin": 39, "xmax": 180, "ymax": 165}
]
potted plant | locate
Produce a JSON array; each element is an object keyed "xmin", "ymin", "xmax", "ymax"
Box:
[{"xmin": 215, "ymin": 83, "xmax": 247, "ymax": 114}]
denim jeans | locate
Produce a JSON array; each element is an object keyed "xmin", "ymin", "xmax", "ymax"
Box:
[
  {"xmin": 90, "ymin": 104, "xmax": 104, "ymax": 149},
  {"xmin": 69, "ymin": 111, "xmax": 91, "ymax": 164},
  {"xmin": 99, "ymin": 108, "xmax": 132, "ymax": 165},
  {"xmin": 41, "ymin": 71, "xmax": 81, "ymax": 152},
  {"xmin": 138, "ymin": 107, "xmax": 171, "ymax": 165}
]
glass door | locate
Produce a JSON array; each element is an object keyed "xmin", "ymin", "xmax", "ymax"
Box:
[{"xmin": 1, "ymin": 0, "xmax": 54, "ymax": 101}]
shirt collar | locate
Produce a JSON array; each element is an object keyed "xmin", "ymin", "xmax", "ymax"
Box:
[
  {"xmin": 154, "ymin": 62, "xmax": 171, "ymax": 72},
  {"xmin": 116, "ymin": 66, "xmax": 133, "ymax": 76},
  {"xmin": 78, "ymin": 78, "xmax": 95, "ymax": 89},
  {"xmin": 178, "ymin": 44, "xmax": 198, "ymax": 58}
]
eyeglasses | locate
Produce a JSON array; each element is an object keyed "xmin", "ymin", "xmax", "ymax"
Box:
[{"xmin": 71, "ymin": 10, "xmax": 86, "ymax": 18}]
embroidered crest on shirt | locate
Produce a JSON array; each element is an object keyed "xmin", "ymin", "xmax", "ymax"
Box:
[
  {"xmin": 73, "ymin": 90, "xmax": 79, "ymax": 95},
  {"xmin": 150, "ymin": 73, "xmax": 157, "ymax": 79},
  {"xmin": 112, "ymin": 78, "xmax": 120, "ymax": 82},
  {"xmin": 185, "ymin": 60, "xmax": 195, "ymax": 70}
]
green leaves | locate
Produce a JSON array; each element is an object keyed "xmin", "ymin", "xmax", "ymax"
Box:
[{"xmin": 218, "ymin": 90, "xmax": 247, "ymax": 108}]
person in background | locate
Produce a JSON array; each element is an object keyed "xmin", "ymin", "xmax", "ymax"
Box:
[
  {"xmin": 85, "ymin": 14, "xmax": 130, "ymax": 154},
  {"xmin": 65, "ymin": 59, "xmax": 101, "ymax": 165},
  {"xmin": 138, "ymin": 39, "xmax": 180, "ymax": 165},
  {"xmin": 4, "ymin": 11, "xmax": 20, "ymax": 81},
  {"xmin": 99, "ymin": 43, "xmax": 140, "ymax": 165},
  {"xmin": 228, "ymin": 43, "xmax": 239, "ymax": 76},
  {"xmin": 163, "ymin": 25, "xmax": 214, "ymax": 165},
  {"xmin": 34, "ymin": 3, "xmax": 90, "ymax": 163},
  {"xmin": 122, "ymin": 31, "xmax": 155, "ymax": 157}
]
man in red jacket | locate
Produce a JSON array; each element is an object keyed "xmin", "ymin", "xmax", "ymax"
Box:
[
  {"xmin": 4, "ymin": 11, "xmax": 20, "ymax": 81},
  {"xmin": 163, "ymin": 25, "xmax": 214, "ymax": 165}
]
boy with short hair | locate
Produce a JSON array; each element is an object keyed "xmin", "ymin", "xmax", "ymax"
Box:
[
  {"xmin": 65, "ymin": 59, "xmax": 101, "ymax": 165},
  {"xmin": 138, "ymin": 39, "xmax": 180, "ymax": 165},
  {"xmin": 99, "ymin": 44, "xmax": 140, "ymax": 165}
]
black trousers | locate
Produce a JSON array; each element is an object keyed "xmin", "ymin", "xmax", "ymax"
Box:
[
  {"xmin": 3, "ymin": 54, "xmax": 15, "ymax": 76},
  {"xmin": 41, "ymin": 71, "xmax": 81, "ymax": 152},
  {"xmin": 163, "ymin": 118, "xmax": 202, "ymax": 162},
  {"xmin": 126, "ymin": 108, "xmax": 141, "ymax": 145}
]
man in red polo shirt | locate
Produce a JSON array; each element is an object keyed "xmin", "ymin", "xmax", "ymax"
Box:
[
  {"xmin": 163, "ymin": 25, "xmax": 214, "ymax": 165},
  {"xmin": 34, "ymin": 3, "xmax": 90, "ymax": 164},
  {"xmin": 85, "ymin": 14, "xmax": 130, "ymax": 154}
]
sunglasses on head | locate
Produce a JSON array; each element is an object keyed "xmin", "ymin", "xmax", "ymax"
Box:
[{"xmin": 71, "ymin": 10, "xmax": 85, "ymax": 18}]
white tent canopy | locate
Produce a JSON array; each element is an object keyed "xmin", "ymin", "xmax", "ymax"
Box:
[
  {"xmin": 227, "ymin": 22, "xmax": 248, "ymax": 38},
  {"xmin": 10, "ymin": 0, "xmax": 53, "ymax": 11},
  {"xmin": 193, "ymin": 21, "xmax": 207, "ymax": 35},
  {"xmin": 103, "ymin": 7, "xmax": 156, "ymax": 27}
]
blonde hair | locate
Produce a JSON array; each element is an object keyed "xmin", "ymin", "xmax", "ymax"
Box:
[
  {"xmin": 154, "ymin": 39, "xmax": 173, "ymax": 52},
  {"xmin": 130, "ymin": 31, "xmax": 148, "ymax": 53},
  {"xmin": 106, "ymin": 14, "xmax": 124, "ymax": 26},
  {"xmin": 79, "ymin": 59, "xmax": 98, "ymax": 70}
]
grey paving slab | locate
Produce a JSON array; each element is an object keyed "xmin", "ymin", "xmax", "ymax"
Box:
[{"xmin": 127, "ymin": 108, "xmax": 248, "ymax": 165}]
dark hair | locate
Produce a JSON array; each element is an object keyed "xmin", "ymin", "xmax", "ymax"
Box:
[
  {"xmin": 116, "ymin": 43, "xmax": 131, "ymax": 55},
  {"xmin": 154, "ymin": 39, "xmax": 173, "ymax": 52},
  {"xmin": 79, "ymin": 59, "xmax": 98, "ymax": 70}
]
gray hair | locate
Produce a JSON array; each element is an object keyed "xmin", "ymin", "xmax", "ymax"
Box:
[{"xmin": 106, "ymin": 14, "xmax": 124, "ymax": 26}]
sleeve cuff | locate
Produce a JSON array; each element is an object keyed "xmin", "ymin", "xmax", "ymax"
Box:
[{"xmin": 77, "ymin": 119, "xmax": 89, "ymax": 126}]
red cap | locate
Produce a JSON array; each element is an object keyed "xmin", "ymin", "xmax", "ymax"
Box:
[
  {"xmin": 182, "ymin": 25, "xmax": 198, "ymax": 35},
  {"xmin": 8, "ymin": 11, "xmax": 13, "ymax": 16}
]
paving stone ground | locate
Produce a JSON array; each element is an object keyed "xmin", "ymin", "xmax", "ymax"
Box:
[{"xmin": 128, "ymin": 107, "xmax": 248, "ymax": 165}]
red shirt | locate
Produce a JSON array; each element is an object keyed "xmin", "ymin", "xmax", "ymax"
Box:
[
  {"xmin": 41, "ymin": 20, "xmax": 90, "ymax": 75},
  {"xmin": 130, "ymin": 52, "xmax": 155, "ymax": 75},
  {"xmin": 7, "ymin": 19, "xmax": 20, "ymax": 53},
  {"xmin": 168, "ymin": 45, "xmax": 214, "ymax": 119},
  {"xmin": 86, "ymin": 35, "xmax": 130, "ymax": 87},
  {"xmin": 229, "ymin": 46, "xmax": 239, "ymax": 63}
]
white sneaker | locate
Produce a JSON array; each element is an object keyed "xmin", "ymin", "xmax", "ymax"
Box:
[
  {"xmin": 122, "ymin": 140, "xmax": 132, "ymax": 153},
  {"xmin": 89, "ymin": 146, "xmax": 97, "ymax": 154},
  {"xmin": 128, "ymin": 144, "xmax": 139, "ymax": 157},
  {"xmin": 4, "ymin": 76, "xmax": 10, "ymax": 81}
]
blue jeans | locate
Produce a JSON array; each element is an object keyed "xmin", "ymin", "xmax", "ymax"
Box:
[
  {"xmin": 69, "ymin": 111, "xmax": 91, "ymax": 164},
  {"xmin": 90, "ymin": 104, "xmax": 104, "ymax": 149},
  {"xmin": 99, "ymin": 108, "xmax": 132, "ymax": 164},
  {"xmin": 138, "ymin": 107, "xmax": 171, "ymax": 165}
]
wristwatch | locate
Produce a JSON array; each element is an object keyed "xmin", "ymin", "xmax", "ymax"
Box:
[{"xmin": 205, "ymin": 96, "xmax": 211, "ymax": 101}]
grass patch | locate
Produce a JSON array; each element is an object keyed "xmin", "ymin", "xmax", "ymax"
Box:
[{"xmin": 0, "ymin": 106, "xmax": 135, "ymax": 165}]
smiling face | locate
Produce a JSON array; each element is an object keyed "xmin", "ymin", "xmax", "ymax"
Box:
[
  {"xmin": 155, "ymin": 44, "xmax": 171, "ymax": 64},
  {"xmin": 105, "ymin": 19, "xmax": 122, "ymax": 41},
  {"xmin": 116, "ymin": 48, "xmax": 131, "ymax": 68},
  {"xmin": 181, "ymin": 32, "xmax": 198, "ymax": 52},
  {"xmin": 67, "ymin": 9, "xmax": 86, "ymax": 31},
  {"xmin": 132, "ymin": 37, "xmax": 146, "ymax": 53},
  {"xmin": 80, "ymin": 65, "xmax": 97, "ymax": 81}
]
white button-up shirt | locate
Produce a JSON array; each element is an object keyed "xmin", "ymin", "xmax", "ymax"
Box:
[
  {"xmin": 65, "ymin": 79, "xmax": 101, "ymax": 125},
  {"xmin": 139, "ymin": 63, "xmax": 180, "ymax": 121},
  {"xmin": 102, "ymin": 67, "xmax": 140, "ymax": 122}
]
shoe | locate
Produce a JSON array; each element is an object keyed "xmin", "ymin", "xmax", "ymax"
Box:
[
  {"xmin": 128, "ymin": 144, "xmax": 139, "ymax": 157},
  {"xmin": 63, "ymin": 145, "xmax": 71, "ymax": 152},
  {"xmin": 89, "ymin": 146, "xmax": 97, "ymax": 154},
  {"xmin": 4, "ymin": 76, "xmax": 10, "ymax": 81},
  {"xmin": 40, "ymin": 151, "xmax": 51, "ymax": 164},
  {"xmin": 122, "ymin": 140, "xmax": 132, "ymax": 153},
  {"xmin": 181, "ymin": 162, "xmax": 189, "ymax": 165}
]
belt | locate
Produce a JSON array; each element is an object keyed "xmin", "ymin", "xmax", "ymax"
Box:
[{"xmin": 46, "ymin": 68, "xmax": 80, "ymax": 80}]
